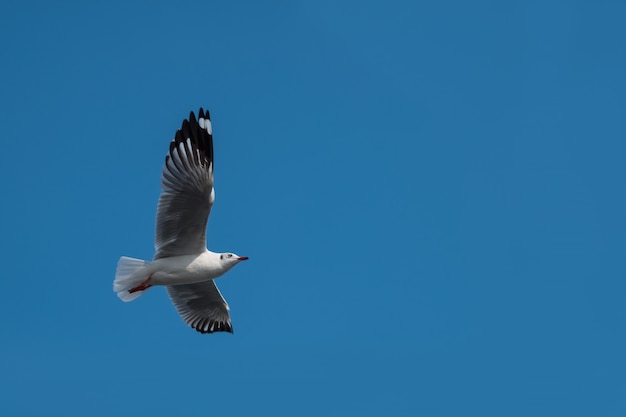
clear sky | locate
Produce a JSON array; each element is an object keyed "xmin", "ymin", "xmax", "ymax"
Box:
[{"xmin": 1, "ymin": 1, "xmax": 625, "ymax": 416}]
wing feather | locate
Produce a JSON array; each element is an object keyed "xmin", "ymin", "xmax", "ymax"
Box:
[
  {"xmin": 154, "ymin": 109, "xmax": 214, "ymax": 259},
  {"xmin": 166, "ymin": 281, "xmax": 233, "ymax": 334}
]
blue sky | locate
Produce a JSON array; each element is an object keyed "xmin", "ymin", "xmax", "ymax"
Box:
[{"xmin": 1, "ymin": 0, "xmax": 625, "ymax": 415}]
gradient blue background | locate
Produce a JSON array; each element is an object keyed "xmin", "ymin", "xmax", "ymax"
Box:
[{"xmin": 1, "ymin": 1, "xmax": 625, "ymax": 416}]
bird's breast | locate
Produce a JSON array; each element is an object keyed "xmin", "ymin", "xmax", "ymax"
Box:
[{"xmin": 149, "ymin": 252, "xmax": 224, "ymax": 286}]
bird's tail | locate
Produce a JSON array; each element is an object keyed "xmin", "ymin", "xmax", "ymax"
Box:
[{"xmin": 114, "ymin": 256, "xmax": 152, "ymax": 302}]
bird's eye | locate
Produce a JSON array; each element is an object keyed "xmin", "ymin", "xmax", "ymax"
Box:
[{"xmin": 228, "ymin": 254, "xmax": 233, "ymax": 258}]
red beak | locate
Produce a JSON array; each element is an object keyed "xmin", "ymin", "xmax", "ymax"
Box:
[{"xmin": 238, "ymin": 256, "xmax": 249, "ymax": 261}]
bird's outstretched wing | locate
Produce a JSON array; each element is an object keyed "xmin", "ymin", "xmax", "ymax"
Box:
[
  {"xmin": 166, "ymin": 281, "xmax": 233, "ymax": 334},
  {"xmin": 154, "ymin": 109, "xmax": 214, "ymax": 259}
]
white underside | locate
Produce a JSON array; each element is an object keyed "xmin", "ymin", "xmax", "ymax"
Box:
[
  {"xmin": 149, "ymin": 251, "xmax": 226, "ymax": 286},
  {"xmin": 113, "ymin": 250, "xmax": 227, "ymax": 302}
]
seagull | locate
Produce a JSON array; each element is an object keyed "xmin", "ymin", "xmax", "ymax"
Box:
[{"xmin": 113, "ymin": 108, "xmax": 248, "ymax": 334}]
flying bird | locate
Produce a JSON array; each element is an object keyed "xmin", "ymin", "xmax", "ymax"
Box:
[{"xmin": 113, "ymin": 108, "xmax": 248, "ymax": 334}]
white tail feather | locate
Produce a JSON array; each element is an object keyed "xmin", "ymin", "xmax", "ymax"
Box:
[{"xmin": 114, "ymin": 256, "xmax": 151, "ymax": 302}]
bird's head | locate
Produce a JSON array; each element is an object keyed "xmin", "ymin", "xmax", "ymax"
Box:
[{"xmin": 219, "ymin": 252, "xmax": 249, "ymax": 270}]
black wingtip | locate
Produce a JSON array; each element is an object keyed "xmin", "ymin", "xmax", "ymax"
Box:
[
  {"xmin": 197, "ymin": 107, "xmax": 211, "ymax": 120},
  {"xmin": 193, "ymin": 320, "xmax": 233, "ymax": 334},
  {"xmin": 167, "ymin": 108, "xmax": 213, "ymax": 167},
  {"xmin": 181, "ymin": 119, "xmax": 191, "ymax": 140}
]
